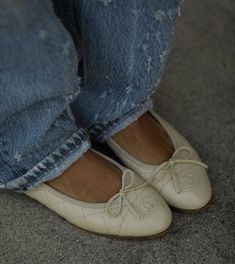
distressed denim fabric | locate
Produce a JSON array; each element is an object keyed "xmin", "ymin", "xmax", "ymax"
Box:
[
  {"xmin": 68, "ymin": 0, "xmax": 182, "ymax": 142},
  {"xmin": 0, "ymin": 0, "xmax": 91, "ymax": 192},
  {"xmin": 0, "ymin": 0, "xmax": 181, "ymax": 192}
]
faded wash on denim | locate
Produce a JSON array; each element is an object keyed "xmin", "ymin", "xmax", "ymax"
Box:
[{"xmin": 0, "ymin": 0, "xmax": 182, "ymax": 192}]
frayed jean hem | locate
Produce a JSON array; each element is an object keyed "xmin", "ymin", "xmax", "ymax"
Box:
[{"xmin": 0, "ymin": 132, "xmax": 91, "ymax": 192}]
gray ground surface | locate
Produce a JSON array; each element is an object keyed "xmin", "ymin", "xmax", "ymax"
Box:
[{"xmin": 0, "ymin": 0, "xmax": 234, "ymax": 263}]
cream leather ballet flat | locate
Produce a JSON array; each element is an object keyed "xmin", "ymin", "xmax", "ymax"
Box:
[
  {"xmin": 107, "ymin": 110, "xmax": 212, "ymax": 212},
  {"xmin": 25, "ymin": 150, "xmax": 172, "ymax": 239}
]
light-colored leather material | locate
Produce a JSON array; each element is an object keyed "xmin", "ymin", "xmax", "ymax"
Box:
[
  {"xmin": 107, "ymin": 110, "xmax": 212, "ymax": 211},
  {"xmin": 24, "ymin": 150, "xmax": 172, "ymax": 238}
]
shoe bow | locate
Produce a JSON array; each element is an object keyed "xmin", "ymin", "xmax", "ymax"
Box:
[
  {"xmin": 105, "ymin": 170, "xmax": 148, "ymax": 218},
  {"xmin": 150, "ymin": 146, "xmax": 208, "ymax": 193}
]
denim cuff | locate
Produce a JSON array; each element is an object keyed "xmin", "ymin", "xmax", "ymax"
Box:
[
  {"xmin": 89, "ymin": 99, "xmax": 153, "ymax": 143},
  {"xmin": 1, "ymin": 130, "xmax": 90, "ymax": 192}
]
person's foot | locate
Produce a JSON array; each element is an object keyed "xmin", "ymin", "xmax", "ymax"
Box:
[
  {"xmin": 108, "ymin": 110, "xmax": 212, "ymax": 211},
  {"xmin": 25, "ymin": 150, "xmax": 173, "ymax": 238},
  {"xmin": 47, "ymin": 150, "xmax": 122, "ymax": 203},
  {"xmin": 113, "ymin": 112, "xmax": 174, "ymax": 164}
]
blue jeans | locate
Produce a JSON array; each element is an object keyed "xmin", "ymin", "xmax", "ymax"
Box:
[{"xmin": 0, "ymin": 0, "xmax": 182, "ymax": 192}]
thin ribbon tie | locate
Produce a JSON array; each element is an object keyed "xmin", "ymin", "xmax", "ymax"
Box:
[
  {"xmin": 150, "ymin": 146, "xmax": 208, "ymax": 193},
  {"xmin": 105, "ymin": 170, "xmax": 148, "ymax": 218}
]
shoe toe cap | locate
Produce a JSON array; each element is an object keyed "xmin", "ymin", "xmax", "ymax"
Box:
[
  {"xmin": 119, "ymin": 190, "xmax": 172, "ymax": 237},
  {"xmin": 161, "ymin": 171, "xmax": 212, "ymax": 211}
]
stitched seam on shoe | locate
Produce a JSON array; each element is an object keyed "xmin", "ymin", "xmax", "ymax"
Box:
[
  {"xmin": 82, "ymin": 208, "xmax": 91, "ymax": 231},
  {"xmin": 80, "ymin": 210, "xmax": 104, "ymax": 218},
  {"xmin": 135, "ymin": 189, "xmax": 156, "ymax": 219},
  {"xmin": 102, "ymin": 209, "xmax": 111, "ymax": 235},
  {"xmin": 62, "ymin": 200, "xmax": 71, "ymax": 221},
  {"xmin": 117, "ymin": 206, "xmax": 130, "ymax": 236}
]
